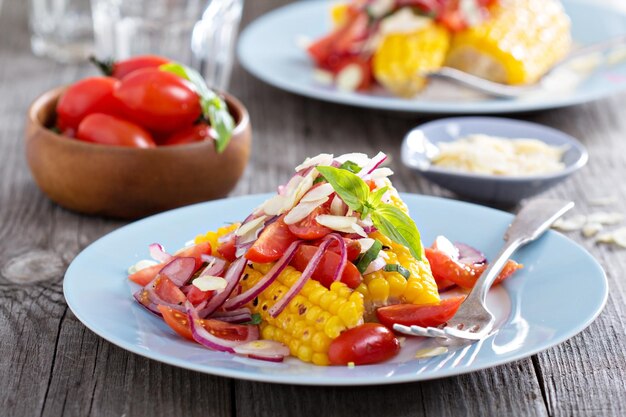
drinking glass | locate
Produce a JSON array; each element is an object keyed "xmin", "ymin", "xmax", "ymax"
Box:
[
  {"xmin": 30, "ymin": 0, "xmax": 94, "ymax": 63},
  {"xmin": 91, "ymin": 0, "xmax": 243, "ymax": 90}
]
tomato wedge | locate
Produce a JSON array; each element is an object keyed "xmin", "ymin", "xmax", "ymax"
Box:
[
  {"xmin": 287, "ymin": 205, "xmax": 332, "ymax": 240},
  {"xmin": 158, "ymin": 306, "xmax": 254, "ymax": 342},
  {"xmin": 186, "ymin": 285, "xmax": 214, "ymax": 306},
  {"xmin": 154, "ymin": 276, "xmax": 187, "ymax": 305},
  {"xmin": 376, "ymin": 296, "xmax": 466, "ymax": 330},
  {"xmin": 291, "ymin": 245, "xmax": 362, "ymax": 289},
  {"xmin": 328, "ymin": 323, "xmax": 400, "ymax": 365},
  {"xmin": 425, "ymin": 248, "xmax": 523, "ymax": 290},
  {"xmin": 217, "ymin": 236, "xmax": 237, "ymax": 262},
  {"xmin": 128, "ymin": 242, "xmax": 212, "ymax": 286},
  {"xmin": 246, "ymin": 216, "xmax": 298, "ymax": 263},
  {"xmin": 322, "ymin": 238, "xmax": 361, "ymax": 261}
]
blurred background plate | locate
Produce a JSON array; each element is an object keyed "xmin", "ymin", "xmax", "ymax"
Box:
[{"xmin": 238, "ymin": 0, "xmax": 626, "ymax": 114}]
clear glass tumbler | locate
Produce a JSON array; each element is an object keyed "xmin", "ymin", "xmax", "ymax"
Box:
[
  {"xmin": 91, "ymin": 0, "xmax": 243, "ymax": 90},
  {"xmin": 30, "ymin": 0, "xmax": 94, "ymax": 63}
]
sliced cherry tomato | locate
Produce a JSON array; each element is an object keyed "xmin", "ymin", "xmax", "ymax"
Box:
[
  {"xmin": 246, "ymin": 216, "xmax": 298, "ymax": 263},
  {"xmin": 328, "ymin": 323, "xmax": 400, "ymax": 365},
  {"xmin": 186, "ymin": 285, "xmax": 214, "ymax": 306},
  {"xmin": 56, "ymin": 77, "xmax": 120, "ymax": 133},
  {"xmin": 76, "ymin": 113, "xmax": 156, "ymax": 148},
  {"xmin": 217, "ymin": 236, "xmax": 237, "ymax": 262},
  {"xmin": 425, "ymin": 248, "xmax": 523, "ymax": 290},
  {"xmin": 129, "ymin": 263, "xmax": 163, "ymax": 286},
  {"xmin": 162, "ymin": 122, "xmax": 212, "ymax": 146},
  {"xmin": 154, "ymin": 276, "xmax": 187, "ymax": 305},
  {"xmin": 114, "ymin": 68, "xmax": 202, "ymax": 134},
  {"xmin": 376, "ymin": 296, "xmax": 466, "ymax": 330},
  {"xmin": 290, "ymin": 245, "xmax": 362, "ymax": 289},
  {"xmin": 288, "ymin": 205, "xmax": 332, "ymax": 240},
  {"xmin": 157, "ymin": 305, "xmax": 254, "ymax": 342},
  {"xmin": 92, "ymin": 55, "xmax": 170, "ymax": 79},
  {"xmin": 307, "ymin": 10, "xmax": 368, "ymax": 69},
  {"xmin": 323, "ymin": 238, "xmax": 361, "ymax": 261},
  {"xmin": 174, "ymin": 241, "xmax": 212, "ymax": 270}
]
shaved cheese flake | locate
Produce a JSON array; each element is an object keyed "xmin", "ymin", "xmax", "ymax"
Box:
[
  {"xmin": 586, "ymin": 212, "xmax": 624, "ymax": 225},
  {"xmin": 357, "ymin": 238, "xmax": 376, "ymax": 253},
  {"xmin": 370, "ymin": 167, "xmax": 394, "ymax": 180},
  {"xmin": 596, "ymin": 232, "xmax": 615, "ymax": 244},
  {"xmin": 336, "ymin": 63, "xmax": 363, "ymax": 92},
  {"xmin": 552, "ymin": 215, "xmax": 587, "ymax": 232},
  {"xmin": 301, "ymin": 183, "xmax": 334, "ymax": 203},
  {"xmin": 582, "ymin": 222, "xmax": 603, "ymax": 238},
  {"xmin": 330, "ymin": 195, "xmax": 347, "ymax": 216},
  {"xmin": 316, "ymin": 215, "xmax": 358, "ymax": 234},
  {"xmin": 284, "ymin": 197, "xmax": 329, "ymax": 225},
  {"xmin": 128, "ymin": 259, "xmax": 158, "ymax": 275},
  {"xmin": 415, "ymin": 346, "xmax": 448, "ymax": 359},
  {"xmin": 192, "ymin": 275, "xmax": 228, "ymax": 292},
  {"xmin": 335, "ymin": 153, "xmax": 370, "ymax": 166},
  {"xmin": 235, "ymin": 215, "xmax": 267, "ymax": 237},
  {"xmin": 612, "ymin": 227, "xmax": 626, "ymax": 248},
  {"xmin": 588, "ymin": 195, "xmax": 618, "ymax": 206},
  {"xmin": 380, "ymin": 8, "xmax": 430, "ymax": 35},
  {"xmin": 351, "ymin": 222, "xmax": 368, "ymax": 238},
  {"xmin": 295, "ymin": 153, "xmax": 334, "ymax": 172},
  {"xmin": 312, "ymin": 69, "xmax": 334, "ymax": 86}
]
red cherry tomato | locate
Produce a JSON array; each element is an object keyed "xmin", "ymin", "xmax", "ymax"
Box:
[
  {"xmin": 287, "ymin": 205, "xmax": 332, "ymax": 240},
  {"xmin": 290, "ymin": 245, "xmax": 362, "ymax": 289},
  {"xmin": 246, "ymin": 216, "xmax": 298, "ymax": 263},
  {"xmin": 328, "ymin": 323, "xmax": 400, "ymax": 365},
  {"xmin": 102, "ymin": 55, "xmax": 170, "ymax": 79},
  {"xmin": 153, "ymin": 276, "xmax": 187, "ymax": 305},
  {"xmin": 186, "ymin": 285, "xmax": 214, "ymax": 306},
  {"xmin": 76, "ymin": 113, "xmax": 156, "ymax": 148},
  {"xmin": 322, "ymin": 238, "xmax": 361, "ymax": 261},
  {"xmin": 113, "ymin": 68, "xmax": 202, "ymax": 134},
  {"xmin": 157, "ymin": 306, "xmax": 254, "ymax": 342},
  {"xmin": 56, "ymin": 77, "xmax": 119, "ymax": 133},
  {"xmin": 174, "ymin": 241, "xmax": 212, "ymax": 270},
  {"xmin": 376, "ymin": 296, "xmax": 466, "ymax": 329},
  {"xmin": 163, "ymin": 123, "xmax": 212, "ymax": 146},
  {"xmin": 129, "ymin": 263, "xmax": 164, "ymax": 286},
  {"xmin": 217, "ymin": 236, "xmax": 237, "ymax": 262},
  {"xmin": 425, "ymin": 248, "xmax": 523, "ymax": 290}
]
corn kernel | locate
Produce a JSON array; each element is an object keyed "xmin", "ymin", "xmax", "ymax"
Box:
[
  {"xmin": 324, "ymin": 316, "xmax": 346, "ymax": 339},
  {"xmin": 297, "ymin": 345, "xmax": 313, "ymax": 362},
  {"xmin": 311, "ymin": 331, "xmax": 332, "ymax": 353},
  {"xmin": 368, "ymin": 277, "xmax": 390, "ymax": 302},
  {"xmin": 312, "ymin": 353, "xmax": 330, "ymax": 366}
]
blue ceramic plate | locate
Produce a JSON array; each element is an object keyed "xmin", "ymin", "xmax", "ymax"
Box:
[
  {"xmin": 64, "ymin": 194, "xmax": 607, "ymax": 385},
  {"xmin": 401, "ymin": 117, "xmax": 588, "ymax": 204},
  {"xmin": 238, "ymin": 0, "xmax": 626, "ymax": 113}
]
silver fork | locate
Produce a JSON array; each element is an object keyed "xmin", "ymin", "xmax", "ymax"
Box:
[{"xmin": 394, "ymin": 199, "xmax": 574, "ymax": 341}]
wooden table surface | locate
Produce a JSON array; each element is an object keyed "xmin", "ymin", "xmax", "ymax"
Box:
[{"xmin": 1, "ymin": 1, "xmax": 625, "ymax": 416}]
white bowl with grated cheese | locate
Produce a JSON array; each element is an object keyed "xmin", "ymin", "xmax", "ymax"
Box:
[{"xmin": 401, "ymin": 117, "xmax": 588, "ymax": 205}]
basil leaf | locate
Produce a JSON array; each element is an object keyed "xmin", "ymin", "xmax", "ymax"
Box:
[
  {"xmin": 355, "ymin": 239, "xmax": 382, "ymax": 274},
  {"xmin": 383, "ymin": 264, "xmax": 410, "ymax": 279},
  {"xmin": 316, "ymin": 166, "xmax": 370, "ymax": 212},
  {"xmin": 367, "ymin": 186, "xmax": 388, "ymax": 208},
  {"xmin": 159, "ymin": 62, "xmax": 234, "ymax": 153},
  {"xmin": 244, "ymin": 313, "xmax": 262, "ymax": 325},
  {"xmin": 371, "ymin": 204, "xmax": 423, "ymax": 261},
  {"xmin": 339, "ymin": 160, "xmax": 362, "ymax": 174}
]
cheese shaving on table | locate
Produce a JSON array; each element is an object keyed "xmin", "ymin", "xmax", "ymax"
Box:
[{"xmin": 432, "ymin": 134, "xmax": 567, "ymax": 176}]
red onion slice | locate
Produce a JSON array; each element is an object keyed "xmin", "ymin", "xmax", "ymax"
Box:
[
  {"xmin": 454, "ymin": 242, "xmax": 487, "ymax": 265},
  {"xmin": 149, "ymin": 243, "xmax": 173, "ymax": 263},
  {"xmin": 358, "ymin": 152, "xmax": 387, "ymax": 178},
  {"xmin": 233, "ymin": 340, "xmax": 290, "ymax": 362},
  {"xmin": 197, "ymin": 257, "xmax": 247, "ymax": 318},
  {"xmin": 211, "ymin": 308, "xmax": 252, "ymax": 323},
  {"xmin": 186, "ymin": 302, "xmax": 259, "ymax": 352},
  {"xmin": 224, "ymin": 240, "xmax": 303, "ymax": 311},
  {"xmin": 269, "ymin": 234, "xmax": 345, "ymax": 318},
  {"xmin": 199, "ymin": 255, "xmax": 227, "ymax": 277},
  {"xmin": 158, "ymin": 257, "xmax": 196, "ymax": 287}
]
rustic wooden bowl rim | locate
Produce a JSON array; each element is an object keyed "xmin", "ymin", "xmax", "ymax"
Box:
[{"xmin": 27, "ymin": 85, "xmax": 250, "ymax": 153}]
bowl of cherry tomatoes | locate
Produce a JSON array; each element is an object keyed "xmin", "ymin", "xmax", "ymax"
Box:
[{"xmin": 25, "ymin": 56, "xmax": 252, "ymax": 219}]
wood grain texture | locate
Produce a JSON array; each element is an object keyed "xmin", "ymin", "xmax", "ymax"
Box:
[{"xmin": 0, "ymin": 0, "xmax": 624, "ymax": 416}]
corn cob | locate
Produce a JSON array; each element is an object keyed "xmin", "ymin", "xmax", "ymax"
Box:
[
  {"xmin": 194, "ymin": 223, "xmax": 239, "ymax": 248},
  {"xmin": 373, "ymin": 20, "xmax": 451, "ymax": 97},
  {"xmin": 446, "ymin": 0, "xmax": 571, "ymax": 85},
  {"xmin": 241, "ymin": 263, "xmax": 365, "ymax": 366}
]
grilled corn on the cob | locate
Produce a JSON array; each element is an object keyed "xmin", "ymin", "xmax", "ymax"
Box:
[
  {"xmin": 241, "ymin": 263, "xmax": 365, "ymax": 366},
  {"xmin": 446, "ymin": 0, "xmax": 572, "ymax": 85}
]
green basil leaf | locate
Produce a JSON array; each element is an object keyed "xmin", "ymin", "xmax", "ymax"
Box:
[
  {"xmin": 244, "ymin": 313, "xmax": 262, "ymax": 325},
  {"xmin": 339, "ymin": 160, "xmax": 362, "ymax": 174},
  {"xmin": 316, "ymin": 166, "xmax": 370, "ymax": 213},
  {"xmin": 354, "ymin": 239, "xmax": 382, "ymax": 274},
  {"xmin": 371, "ymin": 204, "xmax": 423, "ymax": 261},
  {"xmin": 159, "ymin": 62, "xmax": 234, "ymax": 153},
  {"xmin": 383, "ymin": 263, "xmax": 410, "ymax": 279},
  {"xmin": 367, "ymin": 186, "xmax": 388, "ymax": 209}
]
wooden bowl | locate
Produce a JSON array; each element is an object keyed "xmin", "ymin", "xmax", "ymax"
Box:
[{"xmin": 26, "ymin": 86, "xmax": 251, "ymax": 219}]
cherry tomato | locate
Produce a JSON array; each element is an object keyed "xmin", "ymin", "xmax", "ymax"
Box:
[
  {"xmin": 246, "ymin": 216, "xmax": 298, "ymax": 263},
  {"xmin": 425, "ymin": 248, "xmax": 523, "ymax": 290},
  {"xmin": 290, "ymin": 245, "xmax": 362, "ymax": 289},
  {"xmin": 307, "ymin": 10, "xmax": 368, "ymax": 69},
  {"xmin": 376, "ymin": 296, "xmax": 466, "ymax": 330},
  {"xmin": 162, "ymin": 123, "xmax": 212, "ymax": 146},
  {"xmin": 288, "ymin": 205, "xmax": 332, "ymax": 240},
  {"xmin": 76, "ymin": 113, "xmax": 156, "ymax": 148},
  {"xmin": 157, "ymin": 306, "xmax": 254, "ymax": 342},
  {"xmin": 128, "ymin": 242, "xmax": 213, "ymax": 286},
  {"xmin": 95, "ymin": 55, "xmax": 170, "ymax": 79},
  {"xmin": 153, "ymin": 276, "xmax": 187, "ymax": 305},
  {"xmin": 328, "ymin": 323, "xmax": 400, "ymax": 365},
  {"xmin": 186, "ymin": 285, "xmax": 214, "ymax": 306},
  {"xmin": 217, "ymin": 236, "xmax": 237, "ymax": 262},
  {"xmin": 322, "ymin": 238, "xmax": 361, "ymax": 261},
  {"xmin": 114, "ymin": 68, "xmax": 202, "ymax": 134},
  {"xmin": 56, "ymin": 77, "xmax": 120, "ymax": 133}
]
